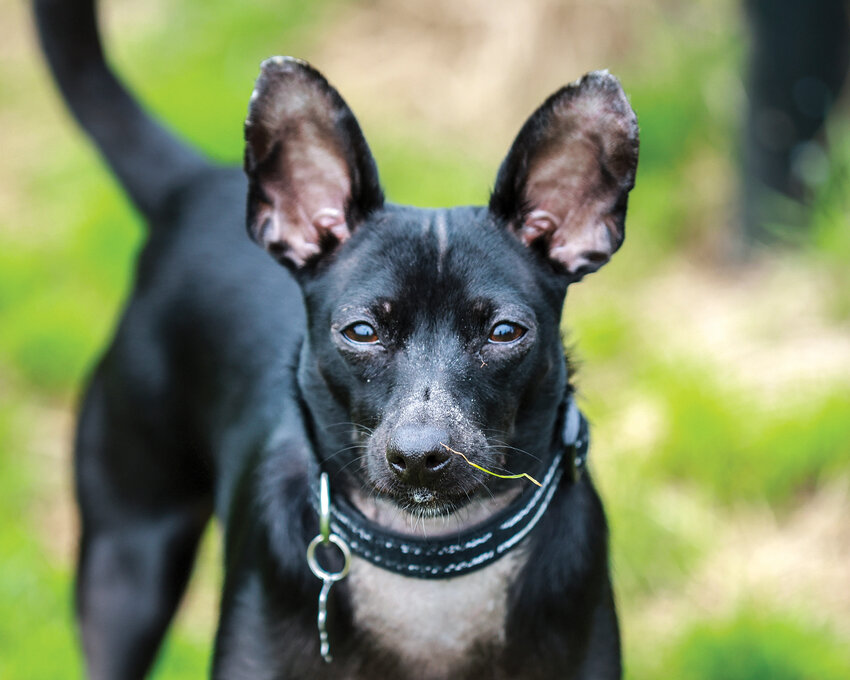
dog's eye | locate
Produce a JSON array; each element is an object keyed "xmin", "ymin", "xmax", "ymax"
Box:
[
  {"xmin": 488, "ymin": 322, "xmax": 526, "ymax": 343},
  {"xmin": 342, "ymin": 322, "xmax": 380, "ymax": 345}
]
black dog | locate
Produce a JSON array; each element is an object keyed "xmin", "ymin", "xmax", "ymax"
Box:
[{"xmin": 36, "ymin": 1, "xmax": 639, "ymax": 678}]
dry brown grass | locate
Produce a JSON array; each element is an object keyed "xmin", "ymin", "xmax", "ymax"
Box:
[{"xmin": 314, "ymin": 0, "xmax": 730, "ymax": 156}]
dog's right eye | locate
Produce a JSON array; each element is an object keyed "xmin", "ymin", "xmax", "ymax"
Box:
[
  {"xmin": 488, "ymin": 322, "xmax": 526, "ymax": 344},
  {"xmin": 342, "ymin": 322, "xmax": 380, "ymax": 345}
]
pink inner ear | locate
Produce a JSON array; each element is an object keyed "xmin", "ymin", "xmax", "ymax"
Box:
[
  {"xmin": 521, "ymin": 141, "xmax": 620, "ymax": 275},
  {"xmin": 515, "ymin": 72, "xmax": 638, "ymax": 277},
  {"xmin": 245, "ymin": 58, "xmax": 378, "ymax": 268},
  {"xmin": 258, "ymin": 137, "xmax": 353, "ymax": 266}
]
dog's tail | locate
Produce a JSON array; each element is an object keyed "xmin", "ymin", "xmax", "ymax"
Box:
[{"xmin": 34, "ymin": 0, "xmax": 210, "ymax": 221}]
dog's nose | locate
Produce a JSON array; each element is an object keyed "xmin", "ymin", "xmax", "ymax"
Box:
[{"xmin": 386, "ymin": 424, "xmax": 452, "ymax": 485}]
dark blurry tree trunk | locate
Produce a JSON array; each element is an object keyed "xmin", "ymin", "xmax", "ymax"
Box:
[{"xmin": 742, "ymin": 0, "xmax": 850, "ymax": 245}]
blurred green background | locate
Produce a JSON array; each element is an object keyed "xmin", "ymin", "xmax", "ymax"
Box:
[{"xmin": 2, "ymin": 0, "xmax": 849, "ymax": 677}]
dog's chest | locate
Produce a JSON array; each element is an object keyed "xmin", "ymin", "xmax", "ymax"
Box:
[{"xmin": 345, "ymin": 552, "xmax": 524, "ymax": 678}]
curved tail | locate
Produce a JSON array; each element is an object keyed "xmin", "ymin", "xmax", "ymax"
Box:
[{"xmin": 34, "ymin": 0, "xmax": 210, "ymax": 220}]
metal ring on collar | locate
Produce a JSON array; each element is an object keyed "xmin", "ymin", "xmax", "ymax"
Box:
[{"xmin": 307, "ymin": 533, "xmax": 351, "ymax": 582}]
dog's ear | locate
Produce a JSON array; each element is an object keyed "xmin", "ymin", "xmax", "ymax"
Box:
[
  {"xmin": 244, "ymin": 57, "xmax": 384, "ymax": 269},
  {"xmin": 489, "ymin": 71, "xmax": 639, "ymax": 280}
]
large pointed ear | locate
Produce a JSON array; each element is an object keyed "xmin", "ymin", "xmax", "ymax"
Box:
[
  {"xmin": 490, "ymin": 71, "xmax": 639, "ymax": 280},
  {"xmin": 244, "ymin": 57, "xmax": 384, "ymax": 269}
]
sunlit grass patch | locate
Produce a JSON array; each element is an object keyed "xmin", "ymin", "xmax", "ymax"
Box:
[
  {"xmin": 149, "ymin": 634, "xmax": 210, "ymax": 679},
  {"xmin": 661, "ymin": 608, "xmax": 850, "ymax": 680},
  {"xmin": 0, "ymin": 543, "xmax": 81, "ymax": 680},
  {"xmin": 607, "ymin": 483, "xmax": 709, "ymax": 601},
  {"xmin": 0, "ymin": 286, "xmax": 106, "ymax": 393},
  {"xmin": 642, "ymin": 361, "xmax": 850, "ymax": 507},
  {"xmin": 809, "ymin": 118, "xmax": 850, "ymax": 322},
  {"xmin": 0, "ymin": 148, "xmax": 142, "ymax": 394},
  {"xmin": 0, "ymin": 249, "xmax": 45, "ymax": 317},
  {"xmin": 567, "ymin": 302, "xmax": 637, "ymax": 364},
  {"xmin": 621, "ymin": 32, "xmax": 742, "ymax": 260},
  {"xmin": 66, "ymin": 188, "xmax": 142, "ymax": 295},
  {"xmin": 372, "ymin": 131, "xmax": 492, "ymax": 208},
  {"xmin": 0, "ymin": 399, "xmax": 81, "ymax": 679},
  {"xmin": 110, "ymin": 0, "xmax": 337, "ymax": 163}
]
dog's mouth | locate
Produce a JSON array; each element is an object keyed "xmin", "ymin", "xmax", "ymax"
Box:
[
  {"xmin": 394, "ymin": 486, "xmax": 466, "ymax": 518},
  {"xmin": 334, "ymin": 420, "xmax": 518, "ymax": 531},
  {"xmin": 348, "ymin": 484, "xmax": 521, "ymax": 537},
  {"xmin": 365, "ymin": 480, "xmax": 474, "ymax": 519}
]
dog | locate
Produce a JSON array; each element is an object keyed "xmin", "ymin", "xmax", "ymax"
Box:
[{"xmin": 35, "ymin": 1, "xmax": 639, "ymax": 678}]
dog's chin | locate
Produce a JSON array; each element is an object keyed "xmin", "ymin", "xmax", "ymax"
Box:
[
  {"xmin": 361, "ymin": 482, "xmax": 470, "ymax": 519},
  {"xmin": 348, "ymin": 483, "xmax": 522, "ymax": 537},
  {"xmin": 395, "ymin": 487, "xmax": 463, "ymax": 519}
]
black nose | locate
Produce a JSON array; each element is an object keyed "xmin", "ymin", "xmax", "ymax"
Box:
[{"xmin": 386, "ymin": 424, "xmax": 453, "ymax": 485}]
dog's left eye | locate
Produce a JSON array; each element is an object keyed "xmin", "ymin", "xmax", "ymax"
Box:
[
  {"xmin": 488, "ymin": 322, "xmax": 526, "ymax": 343},
  {"xmin": 342, "ymin": 322, "xmax": 380, "ymax": 344}
]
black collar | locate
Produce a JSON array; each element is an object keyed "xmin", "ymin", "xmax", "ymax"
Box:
[{"xmin": 311, "ymin": 398, "xmax": 589, "ymax": 580}]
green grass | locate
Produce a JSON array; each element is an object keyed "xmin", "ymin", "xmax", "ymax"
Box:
[
  {"xmin": 641, "ymin": 361, "xmax": 850, "ymax": 507},
  {"xmin": 663, "ymin": 608, "xmax": 850, "ymax": 680},
  {"xmin": 809, "ymin": 120, "xmax": 850, "ymax": 322},
  {"xmin": 608, "ymin": 483, "xmax": 707, "ymax": 600},
  {"xmin": 373, "ymin": 130, "xmax": 494, "ymax": 208},
  {"xmin": 0, "ymin": 395, "xmax": 83, "ymax": 679},
  {"xmin": 113, "ymin": 0, "xmax": 339, "ymax": 162}
]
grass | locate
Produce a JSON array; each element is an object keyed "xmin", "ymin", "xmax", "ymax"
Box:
[
  {"xmin": 663, "ymin": 608, "xmax": 850, "ymax": 680},
  {"xmin": 641, "ymin": 361, "xmax": 850, "ymax": 507},
  {"xmin": 2, "ymin": 0, "xmax": 849, "ymax": 677}
]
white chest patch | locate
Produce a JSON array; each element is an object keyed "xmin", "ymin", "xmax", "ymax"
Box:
[{"xmin": 346, "ymin": 550, "xmax": 524, "ymax": 678}]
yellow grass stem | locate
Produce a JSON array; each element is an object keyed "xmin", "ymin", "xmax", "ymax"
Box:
[{"xmin": 440, "ymin": 443, "xmax": 542, "ymax": 487}]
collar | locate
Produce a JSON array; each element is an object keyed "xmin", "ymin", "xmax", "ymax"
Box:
[{"xmin": 310, "ymin": 397, "xmax": 589, "ymax": 580}]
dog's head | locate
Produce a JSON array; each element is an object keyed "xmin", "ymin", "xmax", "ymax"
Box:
[{"xmin": 244, "ymin": 58, "xmax": 638, "ymax": 519}]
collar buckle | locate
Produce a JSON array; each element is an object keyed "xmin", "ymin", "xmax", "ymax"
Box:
[{"xmin": 563, "ymin": 397, "xmax": 589, "ymax": 480}]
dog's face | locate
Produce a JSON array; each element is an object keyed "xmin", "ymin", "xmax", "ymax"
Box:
[
  {"xmin": 294, "ymin": 205, "xmax": 569, "ymax": 517},
  {"xmin": 244, "ymin": 58, "xmax": 638, "ymax": 518}
]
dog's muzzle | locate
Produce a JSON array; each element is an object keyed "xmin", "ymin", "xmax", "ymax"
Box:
[{"xmin": 309, "ymin": 397, "xmax": 589, "ymax": 580}]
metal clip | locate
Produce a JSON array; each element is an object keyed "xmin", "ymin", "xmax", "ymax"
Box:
[{"xmin": 306, "ymin": 472, "xmax": 351, "ymax": 663}]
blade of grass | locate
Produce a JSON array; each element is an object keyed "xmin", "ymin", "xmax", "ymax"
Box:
[{"xmin": 440, "ymin": 443, "xmax": 542, "ymax": 487}]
